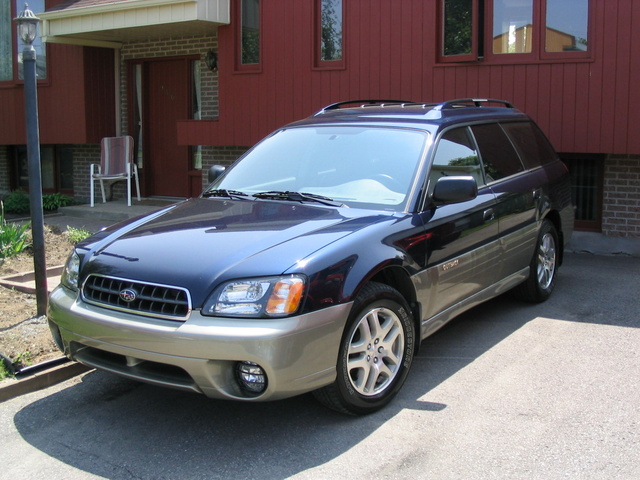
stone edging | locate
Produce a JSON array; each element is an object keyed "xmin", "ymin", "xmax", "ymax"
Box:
[{"xmin": 0, "ymin": 360, "xmax": 91, "ymax": 403}]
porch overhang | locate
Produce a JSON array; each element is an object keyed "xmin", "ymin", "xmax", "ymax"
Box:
[{"xmin": 39, "ymin": 0, "xmax": 230, "ymax": 49}]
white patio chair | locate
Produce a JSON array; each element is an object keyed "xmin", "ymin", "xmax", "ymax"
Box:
[{"xmin": 90, "ymin": 136, "xmax": 141, "ymax": 207}]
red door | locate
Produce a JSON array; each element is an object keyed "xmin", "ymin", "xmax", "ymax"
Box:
[{"xmin": 145, "ymin": 59, "xmax": 190, "ymax": 197}]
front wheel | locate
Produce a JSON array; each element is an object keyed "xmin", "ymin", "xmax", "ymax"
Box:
[
  {"xmin": 313, "ymin": 282, "xmax": 415, "ymax": 415},
  {"xmin": 513, "ymin": 219, "xmax": 559, "ymax": 303}
]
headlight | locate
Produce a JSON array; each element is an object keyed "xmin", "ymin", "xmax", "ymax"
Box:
[
  {"xmin": 202, "ymin": 275, "xmax": 305, "ymax": 317},
  {"xmin": 61, "ymin": 251, "xmax": 80, "ymax": 291}
]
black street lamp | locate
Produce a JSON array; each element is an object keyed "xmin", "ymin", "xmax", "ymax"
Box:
[{"xmin": 14, "ymin": 4, "xmax": 48, "ymax": 316}]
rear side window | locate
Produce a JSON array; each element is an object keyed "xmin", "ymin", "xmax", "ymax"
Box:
[
  {"xmin": 471, "ymin": 123, "xmax": 525, "ymax": 183},
  {"xmin": 430, "ymin": 127, "xmax": 484, "ymax": 191},
  {"xmin": 501, "ymin": 122, "xmax": 558, "ymax": 169}
]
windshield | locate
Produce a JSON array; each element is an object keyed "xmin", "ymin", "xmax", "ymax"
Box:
[{"xmin": 211, "ymin": 126, "xmax": 428, "ymax": 211}]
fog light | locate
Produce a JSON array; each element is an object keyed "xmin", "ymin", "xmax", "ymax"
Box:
[{"xmin": 236, "ymin": 361, "xmax": 267, "ymax": 394}]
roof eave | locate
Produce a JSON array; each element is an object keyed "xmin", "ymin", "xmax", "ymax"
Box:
[{"xmin": 39, "ymin": 0, "xmax": 230, "ymax": 47}]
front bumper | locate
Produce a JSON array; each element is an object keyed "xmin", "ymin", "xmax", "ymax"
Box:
[{"xmin": 48, "ymin": 285, "xmax": 352, "ymax": 401}]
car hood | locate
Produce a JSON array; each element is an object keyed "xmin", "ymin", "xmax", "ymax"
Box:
[{"xmin": 78, "ymin": 198, "xmax": 393, "ymax": 306}]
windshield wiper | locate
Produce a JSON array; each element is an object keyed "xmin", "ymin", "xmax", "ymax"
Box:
[
  {"xmin": 202, "ymin": 189, "xmax": 252, "ymax": 200},
  {"xmin": 254, "ymin": 191, "xmax": 346, "ymax": 207}
]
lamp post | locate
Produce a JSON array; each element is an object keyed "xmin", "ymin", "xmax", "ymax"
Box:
[{"xmin": 14, "ymin": 4, "xmax": 47, "ymax": 316}]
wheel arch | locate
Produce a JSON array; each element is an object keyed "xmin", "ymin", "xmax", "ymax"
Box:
[
  {"xmin": 543, "ymin": 210, "xmax": 564, "ymax": 265},
  {"xmin": 368, "ymin": 266, "xmax": 422, "ymax": 353}
]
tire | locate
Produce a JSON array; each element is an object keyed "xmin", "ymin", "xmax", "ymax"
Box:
[
  {"xmin": 313, "ymin": 282, "xmax": 415, "ymax": 415},
  {"xmin": 513, "ymin": 219, "xmax": 559, "ymax": 303}
]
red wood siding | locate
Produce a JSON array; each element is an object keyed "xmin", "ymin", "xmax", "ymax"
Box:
[
  {"xmin": 83, "ymin": 47, "xmax": 116, "ymax": 143},
  {"xmin": 202, "ymin": 0, "xmax": 639, "ymax": 155},
  {"xmin": 0, "ymin": 43, "xmax": 115, "ymax": 145}
]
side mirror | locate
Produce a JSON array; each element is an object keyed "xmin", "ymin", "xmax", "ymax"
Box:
[
  {"xmin": 207, "ymin": 165, "xmax": 226, "ymax": 184},
  {"xmin": 432, "ymin": 176, "xmax": 478, "ymax": 205}
]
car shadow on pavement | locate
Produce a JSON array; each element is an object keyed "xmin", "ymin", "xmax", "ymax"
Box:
[{"xmin": 12, "ymin": 253, "xmax": 639, "ymax": 479}]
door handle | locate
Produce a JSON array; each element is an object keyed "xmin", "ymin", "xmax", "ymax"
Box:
[
  {"xmin": 483, "ymin": 208, "xmax": 495, "ymax": 222},
  {"xmin": 533, "ymin": 189, "xmax": 542, "ymax": 200}
]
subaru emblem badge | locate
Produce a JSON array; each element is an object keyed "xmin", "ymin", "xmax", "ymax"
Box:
[{"xmin": 119, "ymin": 288, "xmax": 137, "ymax": 303}]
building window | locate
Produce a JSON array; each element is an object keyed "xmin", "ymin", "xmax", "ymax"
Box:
[
  {"xmin": 0, "ymin": 0, "xmax": 13, "ymax": 81},
  {"xmin": 492, "ymin": 0, "xmax": 533, "ymax": 54},
  {"xmin": 17, "ymin": 0, "xmax": 47, "ymax": 79},
  {"xmin": 11, "ymin": 145, "xmax": 73, "ymax": 194},
  {"xmin": 1, "ymin": 0, "xmax": 47, "ymax": 82},
  {"xmin": 132, "ymin": 63, "xmax": 144, "ymax": 169},
  {"xmin": 315, "ymin": 0, "xmax": 344, "ymax": 68},
  {"xmin": 191, "ymin": 60, "xmax": 203, "ymax": 170},
  {"xmin": 320, "ymin": 0, "xmax": 343, "ymax": 61},
  {"xmin": 544, "ymin": 0, "xmax": 589, "ymax": 53},
  {"xmin": 439, "ymin": 0, "xmax": 590, "ymax": 63},
  {"xmin": 441, "ymin": 0, "xmax": 478, "ymax": 61},
  {"xmin": 239, "ymin": 0, "xmax": 260, "ymax": 68},
  {"xmin": 563, "ymin": 155, "xmax": 604, "ymax": 232}
]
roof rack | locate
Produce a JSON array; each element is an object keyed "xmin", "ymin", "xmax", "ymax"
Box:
[
  {"xmin": 431, "ymin": 98, "xmax": 515, "ymax": 110},
  {"xmin": 313, "ymin": 98, "xmax": 515, "ymax": 117},
  {"xmin": 314, "ymin": 99, "xmax": 417, "ymax": 116}
]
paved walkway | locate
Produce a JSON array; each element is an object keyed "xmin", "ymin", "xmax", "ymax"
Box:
[
  {"xmin": 567, "ymin": 230, "xmax": 640, "ymax": 257},
  {"xmin": 43, "ymin": 198, "xmax": 181, "ymax": 234}
]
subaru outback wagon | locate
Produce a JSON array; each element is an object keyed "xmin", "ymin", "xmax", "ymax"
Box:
[{"xmin": 49, "ymin": 99, "xmax": 574, "ymax": 414}]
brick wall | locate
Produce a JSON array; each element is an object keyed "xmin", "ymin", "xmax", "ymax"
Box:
[
  {"xmin": 205, "ymin": 146, "xmax": 248, "ymax": 168},
  {"xmin": 602, "ymin": 154, "xmax": 640, "ymax": 237},
  {"xmin": 120, "ymin": 33, "xmax": 220, "ymax": 131},
  {"xmin": 198, "ymin": 146, "xmax": 248, "ymax": 191},
  {"xmin": 66, "ymin": 33, "xmax": 226, "ymax": 203},
  {"xmin": 73, "ymin": 144, "xmax": 101, "ymax": 202},
  {"xmin": 81, "ymin": 143, "xmax": 140, "ymax": 204}
]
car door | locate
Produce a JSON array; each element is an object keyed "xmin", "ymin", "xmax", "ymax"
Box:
[
  {"xmin": 470, "ymin": 122, "xmax": 540, "ymax": 278},
  {"xmin": 416, "ymin": 127, "xmax": 500, "ymax": 323}
]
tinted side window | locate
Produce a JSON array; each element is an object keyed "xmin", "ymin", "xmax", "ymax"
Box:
[
  {"xmin": 471, "ymin": 123, "xmax": 525, "ymax": 182},
  {"xmin": 501, "ymin": 122, "xmax": 558, "ymax": 169},
  {"xmin": 430, "ymin": 127, "xmax": 484, "ymax": 191}
]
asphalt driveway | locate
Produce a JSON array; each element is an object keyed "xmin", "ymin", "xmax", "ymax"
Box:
[{"xmin": 1, "ymin": 252, "xmax": 638, "ymax": 479}]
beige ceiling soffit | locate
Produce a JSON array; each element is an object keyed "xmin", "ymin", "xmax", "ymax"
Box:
[
  {"xmin": 40, "ymin": 0, "xmax": 198, "ymax": 19},
  {"xmin": 42, "ymin": 34, "xmax": 122, "ymax": 49},
  {"xmin": 38, "ymin": 0, "xmax": 229, "ymax": 47}
]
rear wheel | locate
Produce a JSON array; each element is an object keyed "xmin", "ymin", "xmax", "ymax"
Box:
[
  {"xmin": 513, "ymin": 219, "xmax": 559, "ymax": 303},
  {"xmin": 313, "ymin": 282, "xmax": 415, "ymax": 415}
]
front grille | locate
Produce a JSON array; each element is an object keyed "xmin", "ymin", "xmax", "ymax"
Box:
[{"xmin": 82, "ymin": 274, "xmax": 191, "ymax": 320}]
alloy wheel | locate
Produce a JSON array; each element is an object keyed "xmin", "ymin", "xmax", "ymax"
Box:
[
  {"xmin": 346, "ymin": 306, "xmax": 405, "ymax": 396},
  {"xmin": 537, "ymin": 232, "xmax": 557, "ymax": 290}
]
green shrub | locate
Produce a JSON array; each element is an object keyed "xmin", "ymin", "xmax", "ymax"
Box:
[
  {"xmin": 3, "ymin": 190, "xmax": 30, "ymax": 214},
  {"xmin": 0, "ymin": 358, "xmax": 13, "ymax": 380},
  {"xmin": 2, "ymin": 191, "xmax": 76, "ymax": 214},
  {"xmin": 42, "ymin": 193, "xmax": 75, "ymax": 211},
  {"xmin": 67, "ymin": 226, "xmax": 92, "ymax": 245},
  {"xmin": 0, "ymin": 202, "xmax": 31, "ymax": 259},
  {"xmin": 13, "ymin": 351, "xmax": 32, "ymax": 369}
]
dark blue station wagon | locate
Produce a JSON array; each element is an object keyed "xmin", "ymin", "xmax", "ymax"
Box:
[{"xmin": 48, "ymin": 99, "xmax": 574, "ymax": 414}]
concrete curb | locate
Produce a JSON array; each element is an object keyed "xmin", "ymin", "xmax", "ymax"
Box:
[
  {"xmin": 566, "ymin": 231, "xmax": 640, "ymax": 258},
  {"xmin": 0, "ymin": 360, "xmax": 91, "ymax": 403}
]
